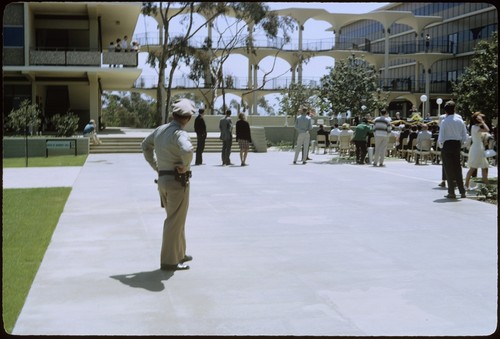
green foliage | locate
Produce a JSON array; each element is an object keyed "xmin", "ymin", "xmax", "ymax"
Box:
[
  {"xmin": 102, "ymin": 92, "xmax": 157, "ymax": 128},
  {"xmin": 2, "ymin": 187, "xmax": 72, "ymax": 333},
  {"xmin": 319, "ymin": 54, "xmax": 386, "ymax": 118},
  {"xmin": 6, "ymin": 99, "xmax": 41, "ymax": 135},
  {"xmin": 51, "ymin": 112, "xmax": 79, "ymax": 137},
  {"xmin": 471, "ymin": 177, "xmax": 498, "ymax": 203},
  {"xmin": 453, "ymin": 31, "xmax": 498, "ymax": 122},
  {"xmin": 268, "ymin": 140, "xmax": 293, "ymax": 150},
  {"xmin": 278, "ymin": 82, "xmax": 319, "ymax": 117},
  {"xmin": 258, "ymin": 97, "xmax": 276, "ymax": 115},
  {"xmin": 143, "ymin": 2, "xmax": 294, "ymax": 118}
]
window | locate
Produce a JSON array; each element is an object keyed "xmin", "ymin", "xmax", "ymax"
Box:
[
  {"xmin": 3, "ymin": 26, "xmax": 24, "ymax": 47},
  {"xmin": 448, "ymin": 33, "xmax": 458, "ymax": 54}
]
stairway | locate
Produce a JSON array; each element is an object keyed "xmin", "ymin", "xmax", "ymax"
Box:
[{"xmin": 89, "ymin": 136, "xmax": 255, "ymax": 154}]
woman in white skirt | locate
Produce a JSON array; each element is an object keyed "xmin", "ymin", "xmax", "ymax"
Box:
[{"xmin": 465, "ymin": 112, "xmax": 490, "ymax": 189}]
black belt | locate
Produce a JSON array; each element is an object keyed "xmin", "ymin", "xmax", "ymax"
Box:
[{"xmin": 158, "ymin": 170, "xmax": 176, "ymax": 176}]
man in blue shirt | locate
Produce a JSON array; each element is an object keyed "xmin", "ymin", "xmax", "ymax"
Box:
[
  {"xmin": 293, "ymin": 107, "xmax": 312, "ymax": 164},
  {"xmin": 437, "ymin": 101, "xmax": 468, "ymax": 199},
  {"xmin": 83, "ymin": 119, "xmax": 101, "ymax": 145}
]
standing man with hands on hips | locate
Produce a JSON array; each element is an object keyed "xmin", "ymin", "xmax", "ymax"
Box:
[{"xmin": 142, "ymin": 98, "xmax": 196, "ymax": 271}]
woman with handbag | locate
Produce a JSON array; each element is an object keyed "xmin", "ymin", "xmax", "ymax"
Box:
[{"xmin": 464, "ymin": 112, "xmax": 490, "ymax": 190}]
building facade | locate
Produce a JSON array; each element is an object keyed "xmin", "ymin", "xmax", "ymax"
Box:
[
  {"xmin": 3, "ymin": 2, "xmax": 142, "ymax": 132},
  {"xmin": 3, "ymin": 2, "xmax": 497, "ymax": 132},
  {"xmin": 132, "ymin": 2, "xmax": 497, "ymax": 119},
  {"xmin": 339, "ymin": 2, "xmax": 497, "ymax": 118}
]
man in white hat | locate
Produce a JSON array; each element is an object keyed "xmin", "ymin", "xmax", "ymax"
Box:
[{"xmin": 142, "ymin": 98, "xmax": 196, "ymax": 271}]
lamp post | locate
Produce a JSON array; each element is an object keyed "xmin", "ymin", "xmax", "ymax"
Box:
[
  {"xmin": 420, "ymin": 94, "xmax": 428, "ymax": 121},
  {"xmin": 437, "ymin": 98, "xmax": 443, "ymax": 117}
]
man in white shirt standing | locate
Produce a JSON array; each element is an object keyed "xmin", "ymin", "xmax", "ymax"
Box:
[
  {"xmin": 438, "ymin": 100, "xmax": 468, "ymax": 199},
  {"xmin": 372, "ymin": 109, "xmax": 392, "ymax": 167},
  {"xmin": 293, "ymin": 107, "xmax": 312, "ymax": 164},
  {"xmin": 121, "ymin": 35, "xmax": 129, "ymax": 52}
]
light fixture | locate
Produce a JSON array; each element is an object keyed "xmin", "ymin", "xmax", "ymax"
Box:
[
  {"xmin": 420, "ymin": 95, "xmax": 428, "ymax": 119},
  {"xmin": 437, "ymin": 98, "xmax": 443, "ymax": 116}
]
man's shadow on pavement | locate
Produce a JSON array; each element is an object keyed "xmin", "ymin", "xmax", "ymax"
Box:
[{"xmin": 110, "ymin": 269, "xmax": 174, "ymax": 292}]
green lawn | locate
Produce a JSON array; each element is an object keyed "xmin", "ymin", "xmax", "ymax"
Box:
[
  {"xmin": 2, "ymin": 187, "xmax": 72, "ymax": 333},
  {"xmin": 2, "ymin": 155, "xmax": 87, "ymax": 168}
]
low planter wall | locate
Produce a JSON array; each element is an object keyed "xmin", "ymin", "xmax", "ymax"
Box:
[
  {"xmin": 263, "ymin": 126, "xmax": 324, "ymax": 145},
  {"xmin": 3, "ymin": 137, "xmax": 89, "ymax": 158}
]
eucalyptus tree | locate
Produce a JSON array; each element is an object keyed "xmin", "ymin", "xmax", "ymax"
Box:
[
  {"xmin": 186, "ymin": 2, "xmax": 295, "ymax": 114},
  {"xmin": 453, "ymin": 31, "xmax": 498, "ymax": 122},
  {"xmin": 319, "ymin": 54, "xmax": 387, "ymax": 119},
  {"xmin": 142, "ymin": 2, "xmax": 222, "ymax": 123},
  {"xmin": 102, "ymin": 91, "xmax": 156, "ymax": 128},
  {"xmin": 278, "ymin": 82, "xmax": 319, "ymax": 117}
]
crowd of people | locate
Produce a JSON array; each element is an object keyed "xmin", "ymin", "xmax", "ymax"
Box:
[
  {"xmin": 137, "ymin": 97, "xmax": 496, "ymax": 272},
  {"xmin": 291, "ymin": 102, "xmax": 496, "ymax": 199}
]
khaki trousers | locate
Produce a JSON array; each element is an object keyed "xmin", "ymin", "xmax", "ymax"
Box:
[
  {"xmin": 158, "ymin": 175, "xmax": 190, "ymax": 266},
  {"xmin": 373, "ymin": 135, "xmax": 389, "ymax": 165},
  {"xmin": 294, "ymin": 131, "xmax": 310, "ymax": 162}
]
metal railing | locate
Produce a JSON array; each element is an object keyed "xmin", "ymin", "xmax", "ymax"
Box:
[
  {"xmin": 133, "ymin": 32, "xmax": 459, "ymax": 55},
  {"xmin": 133, "ymin": 75, "xmax": 451, "ymax": 94}
]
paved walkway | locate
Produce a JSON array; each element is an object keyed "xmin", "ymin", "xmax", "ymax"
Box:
[{"xmin": 6, "ymin": 148, "xmax": 498, "ymax": 336}]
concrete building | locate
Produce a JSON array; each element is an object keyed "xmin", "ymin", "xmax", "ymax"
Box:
[
  {"xmin": 3, "ymin": 2, "xmax": 497, "ymax": 131},
  {"xmin": 3, "ymin": 2, "xmax": 142, "ymax": 132}
]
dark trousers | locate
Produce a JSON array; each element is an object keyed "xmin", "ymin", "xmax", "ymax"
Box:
[
  {"xmin": 221, "ymin": 138, "xmax": 232, "ymax": 165},
  {"xmin": 354, "ymin": 140, "xmax": 368, "ymax": 164},
  {"xmin": 195, "ymin": 134, "xmax": 206, "ymax": 165},
  {"xmin": 441, "ymin": 140, "xmax": 465, "ymax": 195}
]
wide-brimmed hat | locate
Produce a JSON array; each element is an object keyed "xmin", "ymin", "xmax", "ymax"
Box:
[
  {"xmin": 341, "ymin": 123, "xmax": 350, "ymax": 129},
  {"xmin": 172, "ymin": 98, "xmax": 196, "ymax": 117}
]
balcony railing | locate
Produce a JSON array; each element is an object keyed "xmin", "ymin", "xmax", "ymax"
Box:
[
  {"xmin": 29, "ymin": 49, "xmax": 138, "ymax": 67},
  {"xmin": 133, "ymin": 32, "xmax": 460, "ymax": 55},
  {"xmin": 134, "ymin": 74, "xmax": 452, "ymax": 94}
]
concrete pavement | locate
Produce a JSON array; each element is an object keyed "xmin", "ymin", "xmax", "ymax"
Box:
[{"xmin": 5, "ymin": 148, "xmax": 498, "ymax": 336}]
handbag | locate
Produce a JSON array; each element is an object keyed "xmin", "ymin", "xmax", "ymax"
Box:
[{"xmin": 485, "ymin": 149, "xmax": 496, "ymax": 158}]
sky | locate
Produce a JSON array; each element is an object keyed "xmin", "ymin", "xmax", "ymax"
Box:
[
  {"xmin": 132, "ymin": 2, "xmax": 390, "ymax": 112},
  {"xmin": 133, "ymin": 2, "xmax": 389, "ymax": 76}
]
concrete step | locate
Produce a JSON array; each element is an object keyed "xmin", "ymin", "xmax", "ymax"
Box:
[{"xmin": 89, "ymin": 137, "xmax": 255, "ymax": 154}]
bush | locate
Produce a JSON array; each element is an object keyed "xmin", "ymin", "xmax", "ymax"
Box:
[
  {"xmin": 6, "ymin": 99, "xmax": 41, "ymax": 135},
  {"xmin": 52, "ymin": 113, "xmax": 80, "ymax": 137}
]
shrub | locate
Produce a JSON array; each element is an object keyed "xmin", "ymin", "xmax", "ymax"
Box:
[
  {"xmin": 6, "ymin": 99, "xmax": 41, "ymax": 135},
  {"xmin": 52, "ymin": 113, "xmax": 80, "ymax": 137}
]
